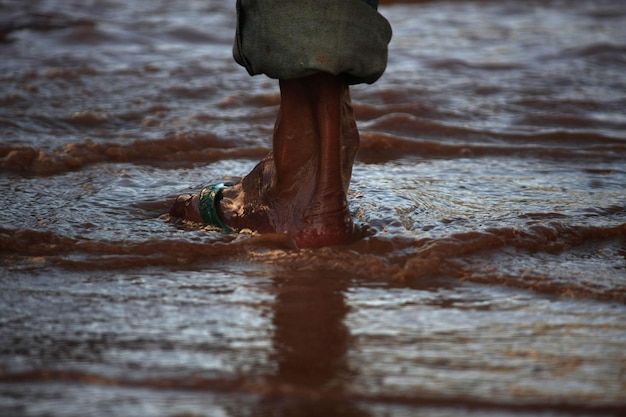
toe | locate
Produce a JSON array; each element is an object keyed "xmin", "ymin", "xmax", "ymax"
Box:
[
  {"xmin": 169, "ymin": 195, "xmax": 189, "ymax": 218},
  {"xmin": 169, "ymin": 195, "xmax": 204, "ymax": 223}
]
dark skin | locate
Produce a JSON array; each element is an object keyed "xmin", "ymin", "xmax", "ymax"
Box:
[{"xmin": 170, "ymin": 72, "xmax": 359, "ymax": 248}]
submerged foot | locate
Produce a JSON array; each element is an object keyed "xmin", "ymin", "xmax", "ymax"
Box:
[{"xmin": 169, "ymin": 72, "xmax": 359, "ymax": 248}]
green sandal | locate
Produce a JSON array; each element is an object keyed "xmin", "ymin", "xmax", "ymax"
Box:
[{"xmin": 199, "ymin": 183, "xmax": 233, "ymax": 232}]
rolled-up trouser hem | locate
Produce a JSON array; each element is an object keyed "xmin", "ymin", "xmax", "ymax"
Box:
[{"xmin": 233, "ymin": 0, "xmax": 392, "ymax": 85}]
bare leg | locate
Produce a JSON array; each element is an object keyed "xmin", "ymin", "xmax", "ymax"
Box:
[{"xmin": 171, "ymin": 72, "xmax": 359, "ymax": 248}]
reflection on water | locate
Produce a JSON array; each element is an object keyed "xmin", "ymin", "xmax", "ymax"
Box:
[{"xmin": 1, "ymin": 0, "xmax": 625, "ymax": 415}]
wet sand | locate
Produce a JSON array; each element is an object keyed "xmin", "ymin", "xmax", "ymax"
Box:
[{"xmin": 1, "ymin": 0, "xmax": 625, "ymax": 415}]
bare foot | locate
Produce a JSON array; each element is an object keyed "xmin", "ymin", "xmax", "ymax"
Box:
[{"xmin": 170, "ymin": 72, "xmax": 360, "ymax": 248}]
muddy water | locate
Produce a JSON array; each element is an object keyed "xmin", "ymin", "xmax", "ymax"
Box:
[{"xmin": 1, "ymin": 0, "xmax": 625, "ymax": 415}]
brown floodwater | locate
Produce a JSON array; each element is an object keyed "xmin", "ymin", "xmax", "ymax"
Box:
[{"xmin": 1, "ymin": 0, "xmax": 625, "ymax": 416}]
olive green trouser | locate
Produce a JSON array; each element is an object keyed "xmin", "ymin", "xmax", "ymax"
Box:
[{"xmin": 233, "ymin": 0, "xmax": 392, "ymax": 84}]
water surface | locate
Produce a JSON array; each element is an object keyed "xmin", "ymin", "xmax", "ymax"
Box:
[{"xmin": 1, "ymin": 0, "xmax": 625, "ymax": 415}]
